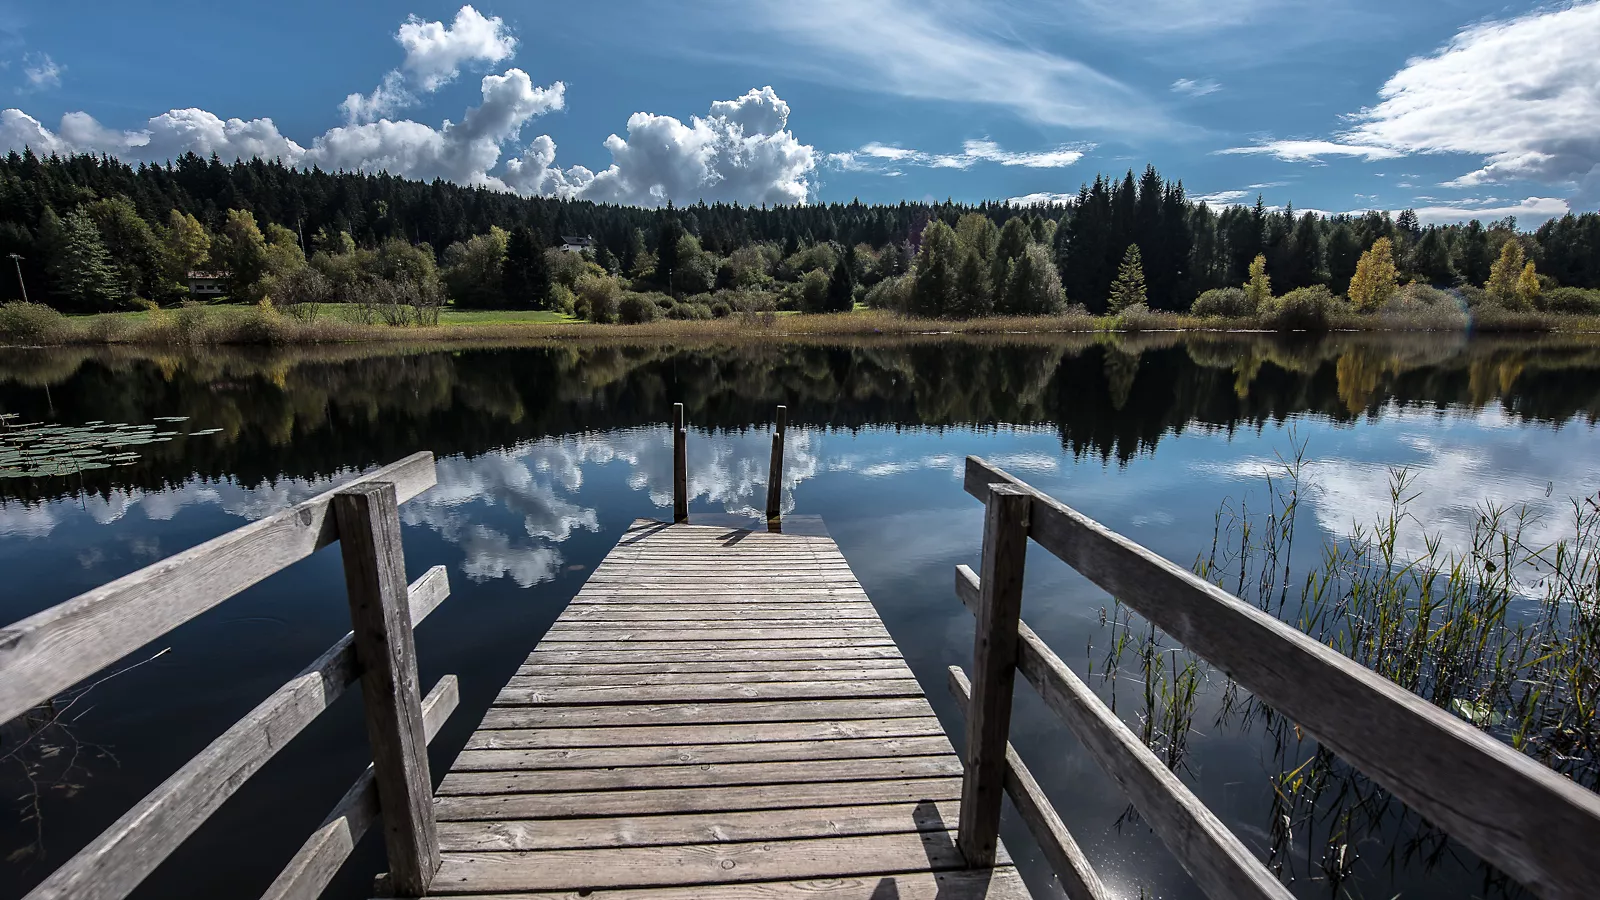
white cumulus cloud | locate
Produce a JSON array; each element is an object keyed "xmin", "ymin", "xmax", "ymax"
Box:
[
  {"xmin": 504, "ymin": 86, "xmax": 816, "ymax": 206},
  {"xmin": 343, "ymin": 5, "xmax": 518, "ymax": 124},
  {"xmin": 1215, "ymin": 139, "xmax": 1402, "ymax": 163}
]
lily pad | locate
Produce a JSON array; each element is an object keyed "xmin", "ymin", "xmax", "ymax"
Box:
[{"xmin": 1451, "ymin": 698, "xmax": 1505, "ymax": 727}]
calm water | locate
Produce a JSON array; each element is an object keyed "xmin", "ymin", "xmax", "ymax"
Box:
[{"xmin": 2, "ymin": 333, "xmax": 1598, "ymax": 899}]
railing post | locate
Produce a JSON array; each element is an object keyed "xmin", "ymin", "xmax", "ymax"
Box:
[
  {"xmin": 765, "ymin": 405, "xmax": 787, "ymax": 526},
  {"xmin": 333, "ymin": 482, "xmax": 439, "ymax": 897},
  {"xmin": 958, "ymin": 483, "xmax": 1031, "ymax": 867},
  {"xmin": 673, "ymin": 403, "xmax": 688, "ymax": 523}
]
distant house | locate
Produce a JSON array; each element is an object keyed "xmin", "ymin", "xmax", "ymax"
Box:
[
  {"xmin": 187, "ymin": 271, "xmax": 229, "ymax": 298},
  {"xmin": 558, "ymin": 235, "xmax": 594, "ymax": 253}
]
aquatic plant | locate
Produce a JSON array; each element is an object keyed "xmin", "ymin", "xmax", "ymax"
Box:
[{"xmin": 0, "ymin": 414, "xmax": 219, "ymax": 479}]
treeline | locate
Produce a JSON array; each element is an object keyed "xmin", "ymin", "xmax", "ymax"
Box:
[{"xmin": 1, "ymin": 149, "xmax": 1598, "ymax": 317}]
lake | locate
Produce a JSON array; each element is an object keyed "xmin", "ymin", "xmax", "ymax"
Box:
[{"xmin": 2, "ymin": 332, "xmax": 1598, "ymax": 900}]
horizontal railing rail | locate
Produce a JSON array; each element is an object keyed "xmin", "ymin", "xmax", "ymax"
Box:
[
  {"xmin": 953, "ymin": 454, "xmax": 1600, "ymax": 900},
  {"xmin": 3, "ymin": 453, "xmax": 456, "ymax": 900}
]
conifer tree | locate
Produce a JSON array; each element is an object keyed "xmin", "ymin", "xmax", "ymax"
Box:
[
  {"xmin": 1244, "ymin": 253, "xmax": 1272, "ymax": 310},
  {"xmin": 1002, "ymin": 244, "xmax": 1066, "ymax": 316},
  {"xmin": 910, "ymin": 220, "xmax": 959, "ymax": 317},
  {"xmin": 954, "ymin": 248, "xmax": 993, "ymax": 318},
  {"xmin": 1348, "ymin": 237, "xmax": 1399, "ymax": 311},
  {"xmin": 503, "ymin": 225, "xmax": 551, "ymax": 309},
  {"xmin": 49, "ymin": 209, "xmax": 123, "ymax": 311},
  {"xmin": 1108, "ymin": 244, "xmax": 1146, "ymax": 313},
  {"xmin": 826, "ymin": 251, "xmax": 856, "ymax": 313}
]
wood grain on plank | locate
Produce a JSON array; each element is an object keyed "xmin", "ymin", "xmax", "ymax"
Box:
[
  {"xmin": 503, "ymin": 668, "xmax": 914, "ymax": 688},
  {"xmin": 433, "ymin": 778, "xmax": 965, "ymax": 821},
  {"xmin": 428, "ymin": 831, "xmax": 992, "ymax": 893},
  {"xmin": 396, "ymin": 867, "xmax": 1030, "ymax": 899},
  {"xmin": 464, "ymin": 719, "xmax": 948, "ymax": 750},
  {"xmin": 452, "ymin": 737, "xmax": 956, "ymax": 772},
  {"xmin": 478, "ymin": 698, "xmax": 936, "ymax": 729},
  {"xmin": 492, "ymin": 680, "xmax": 926, "ymax": 706}
]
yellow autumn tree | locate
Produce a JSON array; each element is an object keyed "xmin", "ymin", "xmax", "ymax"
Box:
[
  {"xmin": 1516, "ymin": 260, "xmax": 1540, "ymax": 309},
  {"xmin": 1486, "ymin": 239, "xmax": 1527, "ymax": 307},
  {"xmin": 1244, "ymin": 254, "xmax": 1272, "ymax": 311},
  {"xmin": 1348, "ymin": 237, "xmax": 1398, "ymax": 312}
]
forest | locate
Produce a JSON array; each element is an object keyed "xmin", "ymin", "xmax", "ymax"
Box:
[{"xmin": 1, "ymin": 149, "xmax": 1598, "ymax": 325}]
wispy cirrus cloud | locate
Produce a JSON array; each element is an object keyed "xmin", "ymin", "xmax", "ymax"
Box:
[
  {"xmin": 20, "ymin": 51, "xmax": 60, "ymax": 91},
  {"xmin": 830, "ymin": 138, "xmax": 1089, "ymax": 173},
  {"xmin": 1170, "ymin": 77, "xmax": 1221, "ymax": 97},
  {"xmin": 728, "ymin": 0, "xmax": 1165, "ymax": 133},
  {"xmin": 1216, "ymin": 139, "xmax": 1402, "ymax": 163}
]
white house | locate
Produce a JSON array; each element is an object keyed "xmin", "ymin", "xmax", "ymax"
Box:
[{"xmin": 558, "ymin": 235, "xmax": 594, "ymax": 253}]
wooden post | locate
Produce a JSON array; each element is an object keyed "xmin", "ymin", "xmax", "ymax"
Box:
[
  {"xmin": 765, "ymin": 405, "xmax": 787, "ymax": 525},
  {"xmin": 672, "ymin": 403, "xmax": 688, "ymax": 523},
  {"xmin": 333, "ymin": 483, "xmax": 439, "ymax": 896},
  {"xmin": 958, "ymin": 483, "xmax": 1031, "ymax": 867}
]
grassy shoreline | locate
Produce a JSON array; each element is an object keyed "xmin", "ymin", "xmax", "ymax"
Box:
[{"xmin": 3, "ymin": 303, "xmax": 1600, "ymax": 348}]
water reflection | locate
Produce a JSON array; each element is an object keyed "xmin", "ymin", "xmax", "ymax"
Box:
[{"xmin": 2, "ymin": 333, "xmax": 1599, "ymax": 900}]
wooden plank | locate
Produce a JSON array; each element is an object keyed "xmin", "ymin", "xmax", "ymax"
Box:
[
  {"xmin": 517, "ymin": 659, "xmax": 904, "ymax": 676},
  {"xmin": 428, "ymin": 831, "xmax": 992, "ymax": 893},
  {"xmin": 949, "ymin": 666, "xmax": 1110, "ymax": 900},
  {"xmin": 959, "ymin": 483, "xmax": 1030, "ymax": 868},
  {"xmin": 522, "ymin": 647, "xmax": 905, "ymax": 665},
  {"xmin": 504, "ymin": 669, "xmax": 912, "ymax": 688},
  {"xmin": 21, "ymin": 568, "xmax": 449, "ymax": 900},
  {"xmin": 0, "ymin": 451, "xmax": 436, "ymax": 725},
  {"xmin": 384, "ymin": 867, "xmax": 1030, "ymax": 899},
  {"xmin": 524, "ymin": 634, "xmax": 902, "ymax": 646},
  {"xmin": 493, "ymin": 680, "xmax": 926, "ymax": 706},
  {"xmin": 260, "ymin": 675, "xmax": 459, "ymax": 900},
  {"xmin": 560, "ymin": 606, "xmax": 880, "ymax": 619},
  {"xmin": 966, "ymin": 454, "xmax": 1600, "ymax": 899},
  {"xmin": 672, "ymin": 403, "xmax": 687, "ymax": 523},
  {"xmin": 452, "ymin": 737, "xmax": 956, "ymax": 771},
  {"xmin": 433, "ymin": 777, "xmax": 965, "ymax": 821},
  {"xmin": 437, "ymin": 800, "xmax": 961, "ymax": 852},
  {"xmin": 333, "ymin": 483, "xmax": 438, "ymax": 896},
  {"xmin": 535, "ymin": 627, "xmax": 892, "ymax": 642},
  {"xmin": 464, "ymin": 719, "xmax": 948, "ymax": 750},
  {"xmin": 438, "ymin": 756, "xmax": 963, "ymax": 796},
  {"xmin": 479, "ymin": 698, "xmax": 936, "ymax": 730},
  {"xmin": 956, "ymin": 563, "xmax": 1294, "ymax": 900},
  {"xmin": 543, "ymin": 620, "xmax": 890, "ymax": 633}
]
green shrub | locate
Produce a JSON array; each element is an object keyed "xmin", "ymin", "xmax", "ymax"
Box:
[
  {"xmin": 1116, "ymin": 303, "xmax": 1165, "ymax": 332},
  {"xmin": 228, "ymin": 307, "xmax": 289, "ymax": 344},
  {"xmin": 1190, "ymin": 287, "xmax": 1254, "ymax": 318},
  {"xmin": 1395, "ymin": 283, "xmax": 1455, "ymax": 307},
  {"xmin": 550, "ymin": 283, "xmax": 577, "ymax": 316},
  {"xmin": 710, "ymin": 300, "xmax": 733, "ymax": 318},
  {"xmin": 1260, "ymin": 285, "xmax": 1339, "ymax": 331},
  {"xmin": 0, "ymin": 301, "xmax": 69, "ymax": 345},
  {"xmin": 1537, "ymin": 286, "xmax": 1600, "ymax": 314},
  {"xmin": 174, "ymin": 302, "xmax": 209, "ymax": 344},
  {"xmin": 666, "ymin": 301, "xmax": 713, "ymax": 320},
  {"xmin": 618, "ymin": 293, "xmax": 657, "ymax": 324}
]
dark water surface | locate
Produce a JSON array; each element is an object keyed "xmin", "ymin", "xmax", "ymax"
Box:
[{"xmin": 2, "ymin": 333, "xmax": 1598, "ymax": 899}]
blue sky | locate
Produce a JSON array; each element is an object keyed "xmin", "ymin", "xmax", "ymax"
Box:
[{"xmin": 2, "ymin": 0, "xmax": 1597, "ymax": 223}]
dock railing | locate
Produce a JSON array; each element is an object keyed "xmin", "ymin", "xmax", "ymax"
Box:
[
  {"xmin": 950, "ymin": 455, "xmax": 1600, "ymax": 900},
  {"xmin": 669, "ymin": 403, "xmax": 789, "ymax": 530},
  {"xmin": 0, "ymin": 452, "xmax": 457, "ymax": 900}
]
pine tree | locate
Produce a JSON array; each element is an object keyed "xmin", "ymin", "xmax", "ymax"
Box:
[
  {"xmin": 826, "ymin": 251, "xmax": 856, "ymax": 313},
  {"xmin": 1486, "ymin": 239, "xmax": 1527, "ymax": 307},
  {"xmin": 910, "ymin": 220, "xmax": 959, "ymax": 317},
  {"xmin": 1244, "ymin": 253, "xmax": 1272, "ymax": 309},
  {"xmin": 953, "ymin": 248, "xmax": 993, "ymax": 318},
  {"xmin": 49, "ymin": 209, "xmax": 123, "ymax": 312},
  {"xmin": 1407, "ymin": 228, "xmax": 1455, "ymax": 286},
  {"xmin": 502, "ymin": 225, "xmax": 551, "ymax": 309},
  {"xmin": 1108, "ymin": 244, "xmax": 1146, "ymax": 313},
  {"xmin": 1348, "ymin": 237, "xmax": 1398, "ymax": 311}
]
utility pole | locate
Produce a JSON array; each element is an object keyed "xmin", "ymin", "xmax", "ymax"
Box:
[{"xmin": 7, "ymin": 253, "xmax": 26, "ymax": 303}]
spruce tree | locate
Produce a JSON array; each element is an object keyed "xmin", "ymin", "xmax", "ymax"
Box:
[
  {"xmin": 502, "ymin": 225, "xmax": 551, "ymax": 309},
  {"xmin": 49, "ymin": 209, "xmax": 123, "ymax": 312},
  {"xmin": 910, "ymin": 220, "xmax": 959, "ymax": 317},
  {"xmin": 954, "ymin": 248, "xmax": 993, "ymax": 318},
  {"xmin": 1108, "ymin": 244, "xmax": 1146, "ymax": 313},
  {"xmin": 826, "ymin": 251, "xmax": 856, "ymax": 313}
]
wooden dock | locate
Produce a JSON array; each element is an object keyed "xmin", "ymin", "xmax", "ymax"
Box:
[{"xmin": 427, "ymin": 519, "xmax": 1031, "ymax": 898}]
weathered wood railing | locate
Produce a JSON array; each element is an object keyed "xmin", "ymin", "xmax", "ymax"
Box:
[
  {"xmin": 951, "ymin": 455, "xmax": 1600, "ymax": 900},
  {"xmin": 0, "ymin": 452, "xmax": 457, "ymax": 900}
]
